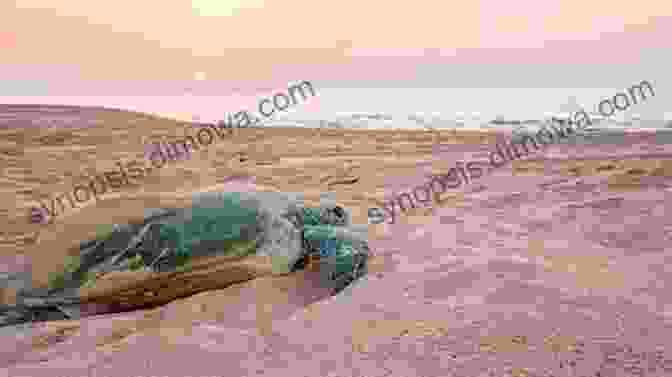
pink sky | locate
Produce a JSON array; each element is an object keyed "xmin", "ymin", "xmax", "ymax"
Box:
[
  {"xmin": 2, "ymin": 1, "xmax": 668, "ymax": 82},
  {"xmin": 1, "ymin": 0, "xmax": 669, "ymax": 124}
]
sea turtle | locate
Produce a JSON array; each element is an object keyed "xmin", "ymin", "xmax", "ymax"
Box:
[{"xmin": 1, "ymin": 192, "xmax": 370, "ymax": 327}]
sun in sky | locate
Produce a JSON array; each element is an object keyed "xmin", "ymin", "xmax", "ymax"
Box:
[{"xmin": 191, "ymin": 0, "xmax": 266, "ymax": 17}]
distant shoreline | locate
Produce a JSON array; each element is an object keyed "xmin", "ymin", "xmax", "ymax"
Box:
[{"xmin": 2, "ymin": 103, "xmax": 668, "ymax": 130}]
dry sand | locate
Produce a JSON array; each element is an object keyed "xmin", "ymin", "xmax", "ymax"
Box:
[
  {"xmin": 0, "ymin": 106, "xmax": 495, "ymax": 288},
  {"xmin": 3, "ymin": 105, "xmax": 672, "ymax": 377}
]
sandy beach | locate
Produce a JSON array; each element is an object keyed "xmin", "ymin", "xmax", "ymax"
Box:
[{"xmin": 2, "ymin": 105, "xmax": 672, "ymax": 377}]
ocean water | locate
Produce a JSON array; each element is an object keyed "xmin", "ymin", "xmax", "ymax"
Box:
[{"xmin": 1, "ymin": 87, "xmax": 667, "ymax": 131}]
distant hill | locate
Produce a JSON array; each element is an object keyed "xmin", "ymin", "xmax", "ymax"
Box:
[{"xmin": 0, "ymin": 104, "xmax": 188, "ymax": 129}]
